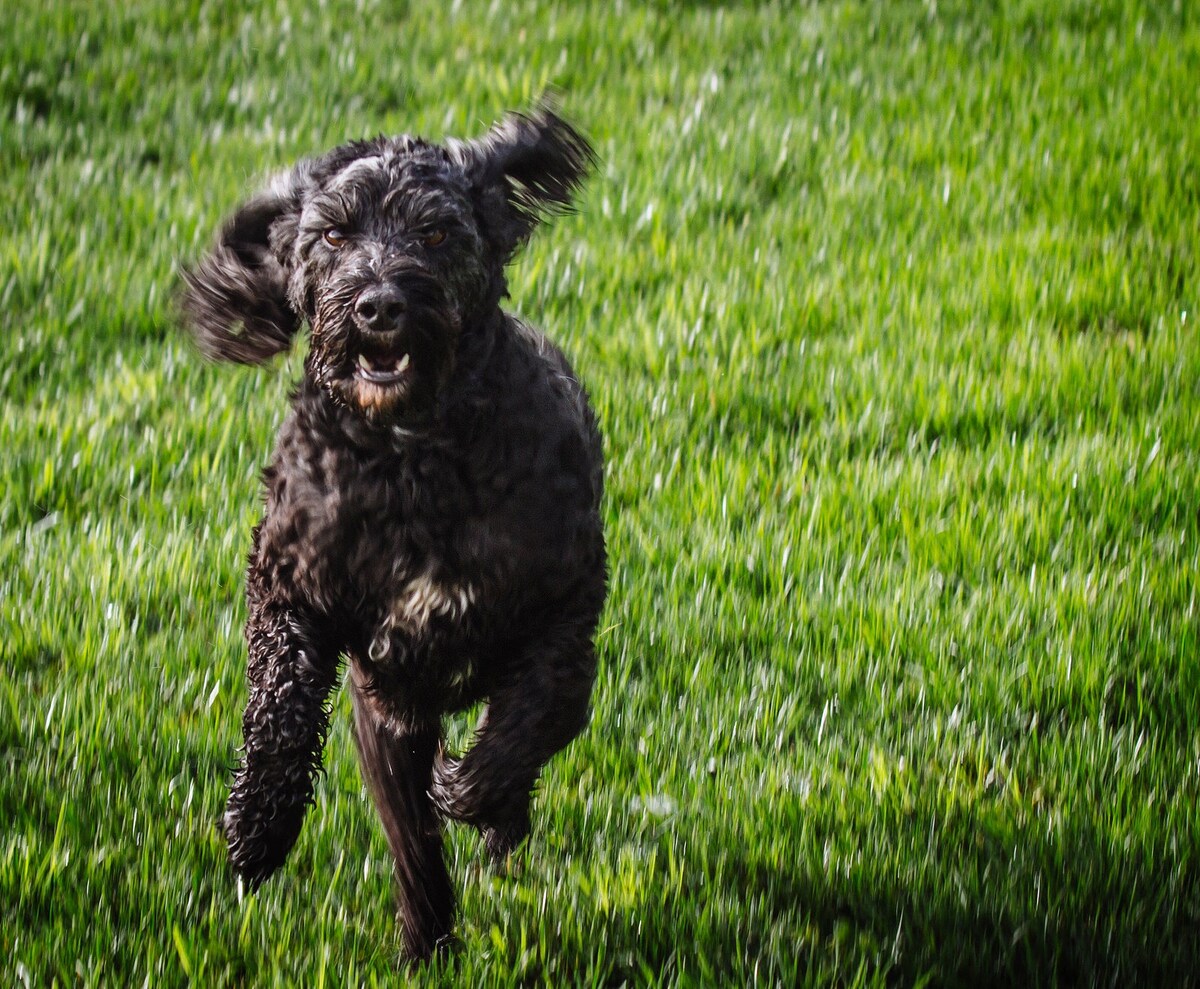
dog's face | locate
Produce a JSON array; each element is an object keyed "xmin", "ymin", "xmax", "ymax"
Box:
[
  {"xmin": 182, "ymin": 106, "xmax": 594, "ymax": 427},
  {"xmin": 292, "ymin": 142, "xmax": 487, "ymax": 424}
]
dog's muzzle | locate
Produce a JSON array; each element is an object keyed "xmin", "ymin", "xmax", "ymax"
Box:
[
  {"xmin": 315, "ymin": 271, "xmax": 457, "ymax": 424},
  {"xmin": 352, "ymin": 284, "xmax": 415, "ymax": 385},
  {"xmin": 354, "ymin": 283, "xmax": 407, "ymax": 335}
]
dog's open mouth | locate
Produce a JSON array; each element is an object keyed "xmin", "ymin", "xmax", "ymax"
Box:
[
  {"xmin": 346, "ymin": 344, "xmax": 420, "ymax": 418},
  {"xmin": 355, "ymin": 349, "xmax": 412, "ymax": 385}
]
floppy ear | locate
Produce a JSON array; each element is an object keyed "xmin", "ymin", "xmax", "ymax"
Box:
[
  {"xmin": 180, "ymin": 167, "xmax": 309, "ymax": 364},
  {"xmin": 453, "ymin": 101, "xmax": 596, "ymax": 260}
]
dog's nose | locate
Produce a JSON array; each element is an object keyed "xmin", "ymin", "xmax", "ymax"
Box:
[{"xmin": 354, "ymin": 284, "xmax": 406, "ymax": 333}]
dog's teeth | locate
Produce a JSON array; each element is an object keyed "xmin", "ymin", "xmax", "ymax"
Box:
[{"xmin": 355, "ymin": 350, "xmax": 411, "ymax": 382}]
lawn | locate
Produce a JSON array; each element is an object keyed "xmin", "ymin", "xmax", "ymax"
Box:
[{"xmin": 2, "ymin": 0, "xmax": 1198, "ymax": 985}]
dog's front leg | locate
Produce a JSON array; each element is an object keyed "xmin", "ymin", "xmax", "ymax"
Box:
[
  {"xmin": 223, "ymin": 594, "xmax": 340, "ymax": 888},
  {"xmin": 431, "ymin": 623, "xmax": 596, "ymax": 861}
]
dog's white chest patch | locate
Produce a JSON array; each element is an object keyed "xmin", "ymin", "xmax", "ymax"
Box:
[
  {"xmin": 368, "ymin": 568, "xmax": 478, "ymax": 662},
  {"xmin": 393, "ymin": 568, "xmax": 477, "ymax": 627}
]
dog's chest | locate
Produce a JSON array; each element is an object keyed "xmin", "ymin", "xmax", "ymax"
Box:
[
  {"xmin": 369, "ymin": 565, "xmax": 480, "ymax": 656},
  {"xmin": 267, "ymin": 412, "xmax": 551, "ymax": 666},
  {"xmin": 354, "ymin": 561, "xmax": 491, "ymax": 707}
]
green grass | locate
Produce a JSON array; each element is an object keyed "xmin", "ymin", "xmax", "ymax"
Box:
[{"xmin": 3, "ymin": 0, "xmax": 1199, "ymax": 985}]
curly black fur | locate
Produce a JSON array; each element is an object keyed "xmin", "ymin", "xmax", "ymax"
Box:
[{"xmin": 181, "ymin": 103, "xmax": 605, "ymax": 961}]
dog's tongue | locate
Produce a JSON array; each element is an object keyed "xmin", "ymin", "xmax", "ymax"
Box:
[{"xmin": 356, "ymin": 351, "xmax": 411, "ymax": 382}]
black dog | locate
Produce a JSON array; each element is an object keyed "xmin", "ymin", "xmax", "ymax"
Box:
[{"xmin": 181, "ymin": 104, "xmax": 605, "ymax": 960}]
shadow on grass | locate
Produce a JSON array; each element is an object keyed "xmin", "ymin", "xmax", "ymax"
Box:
[
  {"xmin": 512, "ymin": 788, "xmax": 1200, "ymax": 987},
  {"xmin": 684, "ymin": 815, "xmax": 1200, "ymax": 987}
]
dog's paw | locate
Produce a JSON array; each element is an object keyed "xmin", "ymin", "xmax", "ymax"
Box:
[
  {"xmin": 221, "ymin": 794, "xmax": 302, "ymax": 888},
  {"xmin": 430, "ymin": 747, "xmax": 532, "ymax": 866},
  {"xmin": 481, "ymin": 809, "xmax": 531, "ymax": 869},
  {"xmin": 400, "ymin": 928, "xmax": 461, "ymax": 967}
]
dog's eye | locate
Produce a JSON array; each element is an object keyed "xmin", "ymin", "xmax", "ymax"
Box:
[
  {"xmin": 323, "ymin": 228, "xmax": 348, "ymax": 248},
  {"xmin": 422, "ymin": 230, "xmax": 447, "ymax": 249}
]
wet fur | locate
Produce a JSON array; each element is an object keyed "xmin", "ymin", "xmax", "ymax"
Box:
[{"xmin": 181, "ymin": 104, "xmax": 605, "ymax": 961}]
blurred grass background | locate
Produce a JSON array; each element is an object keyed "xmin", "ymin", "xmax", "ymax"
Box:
[{"xmin": 2, "ymin": 1, "xmax": 1198, "ymax": 985}]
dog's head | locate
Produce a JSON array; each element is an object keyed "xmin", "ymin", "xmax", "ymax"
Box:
[{"xmin": 182, "ymin": 103, "xmax": 594, "ymax": 426}]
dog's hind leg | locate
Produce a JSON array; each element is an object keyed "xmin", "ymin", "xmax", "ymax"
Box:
[
  {"xmin": 348, "ymin": 664, "xmax": 455, "ymax": 961},
  {"xmin": 431, "ymin": 623, "xmax": 597, "ymax": 862}
]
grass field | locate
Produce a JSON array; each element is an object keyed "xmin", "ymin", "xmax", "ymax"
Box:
[{"xmin": 3, "ymin": 0, "xmax": 1199, "ymax": 985}]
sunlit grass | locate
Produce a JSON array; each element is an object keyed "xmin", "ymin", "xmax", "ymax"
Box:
[{"xmin": 2, "ymin": 1, "xmax": 1198, "ymax": 985}]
